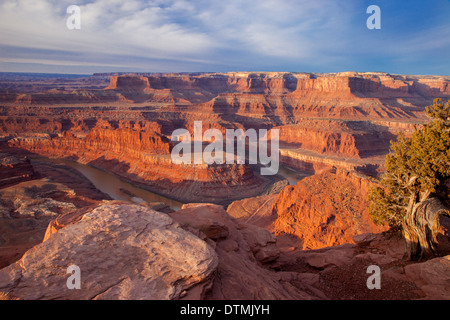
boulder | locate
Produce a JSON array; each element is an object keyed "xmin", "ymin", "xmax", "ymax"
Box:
[
  {"xmin": 302, "ymin": 244, "xmax": 356, "ymax": 269},
  {"xmin": 404, "ymin": 255, "xmax": 450, "ymax": 300},
  {"xmin": 240, "ymin": 224, "xmax": 280, "ymax": 264},
  {"xmin": 0, "ymin": 202, "xmax": 218, "ymax": 300}
]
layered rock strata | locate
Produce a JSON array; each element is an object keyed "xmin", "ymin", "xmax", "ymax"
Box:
[
  {"xmin": 274, "ymin": 120, "xmax": 395, "ymax": 158},
  {"xmin": 6, "ymin": 123, "xmax": 268, "ymax": 205},
  {"xmin": 271, "ymin": 168, "xmax": 388, "ymax": 249}
]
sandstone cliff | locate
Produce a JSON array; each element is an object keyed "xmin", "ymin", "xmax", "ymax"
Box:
[
  {"xmin": 106, "ymin": 72, "xmax": 449, "ymax": 105},
  {"xmin": 4, "ymin": 72, "xmax": 447, "ymax": 124},
  {"xmin": 271, "ymin": 168, "xmax": 388, "ymax": 249},
  {"xmin": 274, "ymin": 120, "xmax": 395, "ymax": 159},
  {"xmin": 6, "ymin": 121, "xmax": 269, "ymax": 205},
  {"xmin": 169, "ymin": 72, "xmax": 449, "ymax": 125},
  {"xmin": 2, "ymin": 72, "xmax": 447, "ymax": 181}
]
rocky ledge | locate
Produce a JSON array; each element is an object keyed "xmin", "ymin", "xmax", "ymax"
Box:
[
  {"xmin": 0, "ymin": 202, "xmax": 218, "ymax": 300},
  {"xmin": 0, "ymin": 202, "xmax": 317, "ymax": 300},
  {"xmin": 1, "ymin": 200, "xmax": 449, "ymax": 300}
]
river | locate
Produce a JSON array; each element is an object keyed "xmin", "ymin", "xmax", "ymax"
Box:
[
  {"xmin": 273, "ymin": 164, "xmax": 311, "ymax": 185},
  {"xmin": 40, "ymin": 158, "xmax": 184, "ymax": 210},
  {"xmin": 37, "ymin": 158, "xmax": 308, "ymax": 211}
]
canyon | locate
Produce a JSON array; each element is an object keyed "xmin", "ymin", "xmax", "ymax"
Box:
[
  {"xmin": 0, "ymin": 71, "xmax": 449, "ymax": 300},
  {"xmin": 5, "ymin": 121, "xmax": 273, "ymax": 205}
]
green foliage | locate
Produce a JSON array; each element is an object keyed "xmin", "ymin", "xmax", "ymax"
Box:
[{"xmin": 369, "ymin": 99, "xmax": 450, "ymax": 228}]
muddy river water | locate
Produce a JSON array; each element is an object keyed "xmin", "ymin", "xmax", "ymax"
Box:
[{"xmin": 39, "ymin": 158, "xmax": 308, "ymax": 211}]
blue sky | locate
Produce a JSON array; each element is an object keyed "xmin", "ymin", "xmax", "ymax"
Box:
[{"xmin": 0, "ymin": 0, "xmax": 449, "ymax": 75}]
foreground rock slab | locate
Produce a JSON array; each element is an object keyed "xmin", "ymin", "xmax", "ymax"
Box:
[
  {"xmin": 170, "ymin": 203, "xmax": 318, "ymax": 300},
  {"xmin": 0, "ymin": 202, "xmax": 218, "ymax": 300}
]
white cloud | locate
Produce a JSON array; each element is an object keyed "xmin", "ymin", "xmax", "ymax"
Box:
[
  {"xmin": 0, "ymin": 0, "xmax": 214, "ymax": 64},
  {"xmin": 190, "ymin": 0, "xmax": 358, "ymax": 59},
  {"xmin": 0, "ymin": 0, "xmax": 448, "ymax": 73}
]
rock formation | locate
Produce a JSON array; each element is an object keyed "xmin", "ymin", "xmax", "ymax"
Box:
[
  {"xmin": 274, "ymin": 120, "xmax": 395, "ymax": 158},
  {"xmin": 271, "ymin": 168, "xmax": 388, "ymax": 249},
  {"xmin": 0, "ymin": 202, "xmax": 324, "ymax": 300},
  {"xmin": 276, "ymin": 231, "xmax": 450, "ymax": 300},
  {"xmin": 1, "ymin": 71, "xmax": 449, "ymax": 300},
  {"xmin": 0, "ymin": 202, "xmax": 219, "ymax": 300},
  {"xmin": 1, "ymin": 200, "xmax": 448, "ymax": 300},
  {"xmin": 2, "ymin": 72, "xmax": 448, "ymax": 122},
  {"xmin": 4, "ymin": 71, "xmax": 446, "ymax": 181},
  {"xmin": 168, "ymin": 203, "xmax": 313, "ymax": 299},
  {"xmin": 226, "ymin": 194, "xmax": 278, "ymax": 229},
  {"xmin": 0, "ymin": 153, "xmax": 35, "ymax": 188},
  {"xmin": 0, "ymin": 156, "xmax": 109, "ymax": 269},
  {"xmin": 5, "ymin": 121, "xmax": 272, "ymax": 205}
]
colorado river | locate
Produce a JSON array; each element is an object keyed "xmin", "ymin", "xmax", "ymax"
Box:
[
  {"xmin": 38, "ymin": 158, "xmax": 184, "ymax": 210},
  {"xmin": 36, "ymin": 158, "xmax": 307, "ymax": 211},
  {"xmin": 276, "ymin": 164, "xmax": 311, "ymax": 185}
]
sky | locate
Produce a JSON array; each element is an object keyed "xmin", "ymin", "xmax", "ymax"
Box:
[{"xmin": 0, "ymin": 0, "xmax": 449, "ymax": 75}]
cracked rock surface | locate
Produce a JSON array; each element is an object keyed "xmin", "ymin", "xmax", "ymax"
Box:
[{"xmin": 0, "ymin": 202, "xmax": 218, "ymax": 300}]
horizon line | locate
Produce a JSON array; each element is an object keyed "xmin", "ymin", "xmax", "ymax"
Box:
[{"xmin": 2, "ymin": 71, "xmax": 450, "ymax": 77}]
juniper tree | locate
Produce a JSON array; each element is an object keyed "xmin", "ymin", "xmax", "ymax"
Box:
[{"xmin": 368, "ymin": 98, "xmax": 450, "ymax": 260}]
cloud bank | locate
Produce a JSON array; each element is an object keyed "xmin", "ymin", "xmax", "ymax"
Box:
[{"xmin": 0, "ymin": 0, "xmax": 449, "ymax": 74}]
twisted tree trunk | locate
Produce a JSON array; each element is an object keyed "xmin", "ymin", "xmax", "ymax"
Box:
[{"xmin": 403, "ymin": 197, "xmax": 450, "ymax": 261}]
